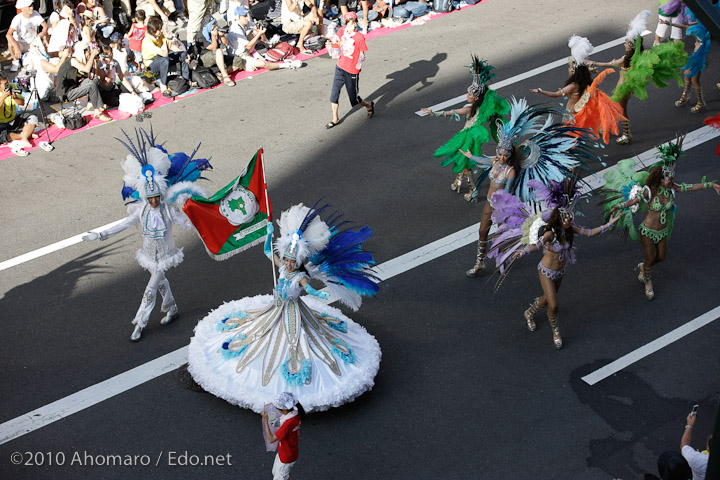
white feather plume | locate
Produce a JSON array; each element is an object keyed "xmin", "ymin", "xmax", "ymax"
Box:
[
  {"xmin": 568, "ymin": 35, "xmax": 593, "ymax": 65},
  {"xmin": 275, "ymin": 204, "xmax": 331, "ymax": 264},
  {"xmin": 121, "ymin": 146, "xmax": 172, "ymax": 198},
  {"xmin": 626, "ymin": 10, "xmax": 651, "ymax": 41}
]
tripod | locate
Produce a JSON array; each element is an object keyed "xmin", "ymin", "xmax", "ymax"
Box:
[{"xmin": 22, "ymin": 72, "xmax": 55, "ymax": 152}]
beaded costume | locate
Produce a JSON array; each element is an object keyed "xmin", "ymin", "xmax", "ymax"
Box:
[
  {"xmin": 82, "ymin": 128, "xmax": 212, "ymax": 341},
  {"xmin": 430, "ymin": 55, "xmax": 510, "ymax": 198},
  {"xmin": 188, "ymin": 202, "xmax": 381, "ymax": 413}
]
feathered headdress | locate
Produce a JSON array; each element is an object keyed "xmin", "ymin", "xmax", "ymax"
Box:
[
  {"xmin": 478, "ymin": 97, "xmax": 603, "ymax": 204},
  {"xmin": 654, "ymin": 135, "xmax": 684, "ymax": 179},
  {"xmin": 275, "ymin": 202, "xmax": 332, "ymax": 265},
  {"xmin": 494, "ymin": 97, "xmax": 547, "ymax": 156},
  {"xmin": 467, "ymin": 55, "xmax": 495, "ymax": 98},
  {"xmin": 275, "ymin": 201, "xmax": 381, "ymax": 310},
  {"xmin": 626, "ymin": 10, "xmax": 651, "ymax": 42},
  {"xmin": 568, "ymin": 35, "xmax": 593, "ymax": 71},
  {"xmin": 118, "ymin": 126, "xmax": 212, "ymax": 204},
  {"xmin": 527, "ymin": 176, "xmax": 585, "ymax": 223}
]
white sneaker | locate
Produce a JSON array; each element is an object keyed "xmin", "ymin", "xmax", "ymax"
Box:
[
  {"xmin": 287, "ymin": 60, "xmax": 302, "ymax": 70},
  {"xmin": 268, "ymin": 34, "xmax": 280, "ymax": 47},
  {"xmin": 49, "ymin": 113, "xmax": 65, "ymax": 129},
  {"xmin": 10, "ymin": 61, "xmax": 20, "ymax": 72}
]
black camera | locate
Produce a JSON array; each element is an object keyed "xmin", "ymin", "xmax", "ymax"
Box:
[
  {"xmin": 213, "ymin": 17, "xmax": 230, "ymax": 34},
  {"xmin": 255, "ymin": 20, "xmax": 269, "ymax": 30}
]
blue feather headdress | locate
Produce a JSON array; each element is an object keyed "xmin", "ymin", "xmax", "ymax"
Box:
[
  {"xmin": 277, "ymin": 201, "xmax": 381, "ymax": 311},
  {"xmin": 473, "ymin": 97, "xmax": 604, "ymax": 204},
  {"xmin": 118, "ymin": 126, "xmax": 212, "ymax": 204}
]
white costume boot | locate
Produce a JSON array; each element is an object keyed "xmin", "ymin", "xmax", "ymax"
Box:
[{"xmin": 131, "ymin": 285, "xmax": 158, "ymax": 341}]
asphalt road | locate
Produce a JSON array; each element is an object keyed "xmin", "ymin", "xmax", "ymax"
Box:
[{"xmin": 1, "ymin": 0, "xmax": 719, "ymax": 479}]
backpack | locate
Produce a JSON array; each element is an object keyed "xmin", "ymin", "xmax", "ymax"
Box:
[
  {"xmin": 265, "ymin": 42, "xmax": 298, "ymax": 62},
  {"xmin": 303, "ymin": 35, "xmax": 326, "ymax": 52},
  {"xmin": 113, "ymin": 6, "xmax": 131, "ymax": 35},
  {"xmin": 192, "ymin": 66, "xmax": 220, "ymax": 89},
  {"xmin": 432, "ymin": 0, "xmax": 453, "ymax": 12},
  {"xmin": 167, "ymin": 77, "xmax": 190, "ymax": 96}
]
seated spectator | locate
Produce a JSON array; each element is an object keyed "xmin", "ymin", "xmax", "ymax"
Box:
[
  {"xmin": 391, "ymin": 0, "xmax": 429, "ymax": 20},
  {"xmin": 28, "ymin": 36, "xmax": 71, "ymax": 101},
  {"xmin": 281, "ymin": 0, "xmax": 320, "ymax": 54},
  {"xmin": 47, "ymin": 0, "xmax": 75, "ymax": 35},
  {"xmin": 127, "ymin": 10, "xmax": 147, "ymax": 67},
  {"xmin": 197, "ymin": 15, "xmax": 238, "ymax": 86},
  {"xmin": 337, "ymin": 0, "xmax": 370, "ymax": 33},
  {"xmin": 228, "ymin": 7, "xmax": 301, "ymax": 71},
  {"xmin": 96, "ymin": 43, "xmax": 143, "ymax": 106},
  {"xmin": 54, "ymin": 41, "xmax": 113, "ymax": 121},
  {"xmin": 48, "ymin": 16, "xmax": 78, "ymax": 53},
  {"xmin": 6, "ymin": 0, "xmax": 49, "ymax": 72},
  {"xmin": 136, "ymin": 0, "xmax": 174, "ymax": 25},
  {"xmin": 142, "ymin": 16, "xmax": 190, "ymax": 96},
  {"xmin": 79, "ymin": 10, "xmax": 96, "ymax": 44},
  {"xmin": 0, "ymin": 71, "xmax": 39, "ymax": 156},
  {"xmin": 681, "ymin": 410, "xmax": 711, "ymax": 480}
]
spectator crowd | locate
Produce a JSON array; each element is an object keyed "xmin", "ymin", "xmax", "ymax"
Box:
[{"xmin": 1, "ymin": 0, "xmax": 453, "ymax": 155}]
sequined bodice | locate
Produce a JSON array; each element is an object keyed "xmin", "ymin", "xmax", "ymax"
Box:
[
  {"xmin": 489, "ymin": 160, "xmax": 511, "ymax": 186},
  {"xmin": 543, "ymin": 237, "xmax": 576, "ymax": 264},
  {"xmin": 275, "ymin": 266, "xmax": 308, "ymax": 301},
  {"xmin": 647, "ymin": 186, "xmax": 675, "ymax": 224}
]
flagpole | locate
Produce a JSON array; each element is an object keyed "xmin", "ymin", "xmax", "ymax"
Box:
[{"xmin": 260, "ymin": 146, "xmax": 277, "ymax": 288}]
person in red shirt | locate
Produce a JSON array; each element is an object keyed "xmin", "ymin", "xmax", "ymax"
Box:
[
  {"xmin": 326, "ymin": 11, "xmax": 374, "ymax": 129},
  {"xmin": 262, "ymin": 392, "xmax": 304, "ymax": 480}
]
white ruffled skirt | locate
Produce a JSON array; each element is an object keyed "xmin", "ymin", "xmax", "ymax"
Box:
[{"xmin": 188, "ymin": 294, "xmax": 381, "ymax": 413}]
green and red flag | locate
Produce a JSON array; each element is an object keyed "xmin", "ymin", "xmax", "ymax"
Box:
[{"xmin": 183, "ymin": 148, "xmax": 272, "ymax": 260}]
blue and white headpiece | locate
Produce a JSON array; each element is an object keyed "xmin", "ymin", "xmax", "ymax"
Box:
[
  {"xmin": 117, "ymin": 127, "xmax": 212, "ymax": 204},
  {"xmin": 142, "ymin": 165, "xmax": 162, "ymax": 198},
  {"xmin": 275, "ymin": 202, "xmax": 331, "ymax": 266}
]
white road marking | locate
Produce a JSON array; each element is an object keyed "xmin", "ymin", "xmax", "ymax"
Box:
[
  {"xmin": 415, "ymin": 31, "xmax": 651, "ymax": 116},
  {"xmin": 3, "ymin": 125, "xmax": 719, "ymax": 445},
  {"xmin": 0, "ymin": 220, "xmax": 124, "ymax": 273},
  {"xmin": 3, "ymin": 37, "xmax": 720, "ymax": 444},
  {"xmin": 0, "ymin": 34, "xmax": 650, "ymax": 274},
  {"xmin": 581, "ymin": 306, "xmax": 720, "ymax": 386},
  {"xmin": 0, "ymin": 348, "xmax": 189, "ymax": 445}
]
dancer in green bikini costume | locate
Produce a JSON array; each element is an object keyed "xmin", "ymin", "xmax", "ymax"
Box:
[{"xmin": 603, "ymin": 137, "xmax": 720, "ymax": 300}]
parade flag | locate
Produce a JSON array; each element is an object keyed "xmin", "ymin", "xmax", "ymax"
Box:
[{"xmin": 183, "ymin": 148, "xmax": 272, "ymax": 260}]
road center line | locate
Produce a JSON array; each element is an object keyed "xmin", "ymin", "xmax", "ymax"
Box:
[
  {"xmin": 2, "ymin": 125, "xmax": 718, "ymax": 445},
  {"xmin": 415, "ymin": 31, "xmax": 651, "ymax": 116},
  {"xmin": 0, "ymin": 34, "xmax": 653, "ymax": 274},
  {"xmin": 581, "ymin": 306, "xmax": 720, "ymax": 386}
]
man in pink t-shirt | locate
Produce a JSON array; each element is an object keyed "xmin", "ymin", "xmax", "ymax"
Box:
[{"xmin": 326, "ymin": 11, "xmax": 374, "ymax": 129}]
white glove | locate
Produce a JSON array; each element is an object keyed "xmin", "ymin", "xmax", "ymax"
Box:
[{"xmin": 82, "ymin": 232, "xmax": 100, "ymax": 242}]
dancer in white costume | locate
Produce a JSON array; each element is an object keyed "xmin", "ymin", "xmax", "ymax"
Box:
[
  {"xmin": 83, "ymin": 128, "xmax": 212, "ymax": 341},
  {"xmin": 188, "ymin": 202, "xmax": 382, "ymax": 413}
]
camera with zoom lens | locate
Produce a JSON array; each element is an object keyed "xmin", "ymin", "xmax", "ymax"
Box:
[{"xmin": 255, "ymin": 20, "xmax": 269, "ymax": 30}]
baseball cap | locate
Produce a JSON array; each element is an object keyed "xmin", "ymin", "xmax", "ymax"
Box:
[
  {"xmin": 16, "ymin": 0, "xmax": 34, "ymax": 9},
  {"xmin": 234, "ymin": 6, "xmax": 248, "ymax": 16},
  {"xmin": 344, "ymin": 11, "xmax": 357, "ymax": 21}
]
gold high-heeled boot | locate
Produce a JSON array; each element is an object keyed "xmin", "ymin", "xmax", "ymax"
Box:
[
  {"xmin": 691, "ymin": 85, "xmax": 705, "ymax": 113},
  {"xmin": 675, "ymin": 77, "xmax": 691, "ymax": 107},
  {"xmin": 465, "ymin": 240, "xmax": 487, "ymax": 277},
  {"xmin": 463, "ymin": 170, "xmax": 476, "ymax": 202},
  {"xmin": 524, "ymin": 297, "xmax": 543, "ymax": 332},
  {"xmin": 450, "ymin": 172, "xmax": 463, "ymax": 193},
  {"xmin": 643, "ymin": 265, "xmax": 654, "ymax": 300},
  {"xmin": 616, "ymin": 120, "xmax": 632, "ymax": 145},
  {"xmin": 548, "ymin": 314, "xmax": 562, "ymax": 350}
]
